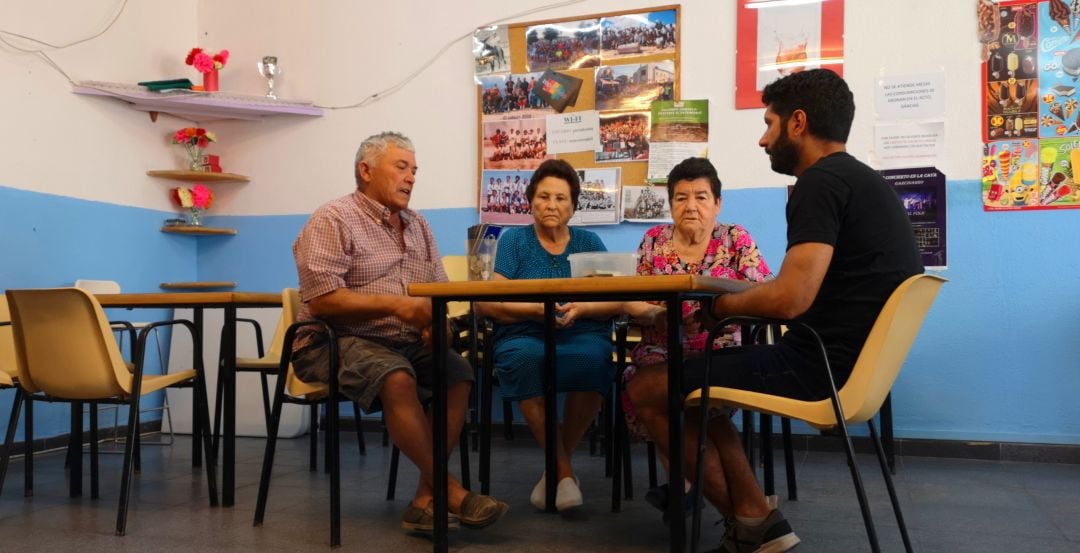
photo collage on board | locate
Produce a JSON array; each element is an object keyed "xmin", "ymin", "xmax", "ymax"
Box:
[
  {"xmin": 982, "ymin": 0, "xmax": 1080, "ymax": 210},
  {"xmin": 476, "ymin": 9, "xmax": 681, "ymax": 224}
]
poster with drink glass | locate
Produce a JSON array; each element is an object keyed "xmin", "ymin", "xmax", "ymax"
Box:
[
  {"xmin": 734, "ymin": 0, "xmax": 845, "ymax": 110},
  {"xmin": 881, "ymin": 167, "xmax": 948, "ymax": 269}
]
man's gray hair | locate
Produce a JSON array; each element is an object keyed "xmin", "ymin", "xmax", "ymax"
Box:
[{"xmin": 354, "ymin": 131, "xmax": 414, "ymax": 188}]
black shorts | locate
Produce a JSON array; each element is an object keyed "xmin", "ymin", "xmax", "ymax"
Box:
[{"xmin": 681, "ymin": 344, "xmax": 828, "ymax": 401}]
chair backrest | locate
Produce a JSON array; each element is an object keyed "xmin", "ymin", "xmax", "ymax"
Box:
[
  {"xmin": 442, "ymin": 255, "xmax": 469, "ymax": 282},
  {"xmin": 0, "ymin": 296, "xmax": 17, "ymax": 385},
  {"xmin": 264, "ymin": 288, "xmax": 296, "ymax": 360},
  {"xmin": 73, "ymin": 279, "xmax": 122, "ymax": 295},
  {"xmin": 5, "ymin": 288, "xmax": 131, "ymax": 399},
  {"xmin": 280, "ymin": 288, "xmax": 325, "ymax": 398},
  {"xmin": 839, "ymin": 274, "xmax": 946, "ymax": 424}
]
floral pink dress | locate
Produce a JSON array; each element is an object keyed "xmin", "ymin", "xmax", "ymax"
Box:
[{"xmin": 623, "ymin": 222, "xmax": 772, "ymax": 438}]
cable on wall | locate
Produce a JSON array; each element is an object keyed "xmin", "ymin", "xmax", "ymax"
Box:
[{"xmin": 0, "ymin": 0, "xmax": 585, "ymax": 109}]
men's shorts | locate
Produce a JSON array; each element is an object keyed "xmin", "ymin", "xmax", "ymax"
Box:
[{"xmin": 292, "ymin": 333, "xmax": 475, "ymax": 413}]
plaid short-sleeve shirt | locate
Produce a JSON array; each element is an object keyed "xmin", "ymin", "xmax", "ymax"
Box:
[{"xmin": 292, "ymin": 190, "xmax": 447, "ymax": 349}]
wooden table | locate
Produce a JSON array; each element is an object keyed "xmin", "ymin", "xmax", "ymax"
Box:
[
  {"xmin": 409, "ymin": 275, "xmax": 750, "ymax": 553},
  {"xmin": 96, "ymin": 291, "xmax": 282, "ymax": 507}
]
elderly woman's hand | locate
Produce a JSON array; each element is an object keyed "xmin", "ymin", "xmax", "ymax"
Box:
[
  {"xmin": 555, "ymin": 302, "xmax": 588, "ymax": 328},
  {"xmin": 633, "ymin": 304, "xmax": 668, "ymax": 333}
]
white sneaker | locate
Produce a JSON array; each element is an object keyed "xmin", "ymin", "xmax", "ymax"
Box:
[
  {"xmin": 555, "ymin": 476, "xmax": 583, "ymax": 511},
  {"xmin": 530, "ymin": 472, "xmax": 547, "ymax": 510}
]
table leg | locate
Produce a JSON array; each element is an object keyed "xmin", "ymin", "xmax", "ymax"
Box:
[
  {"xmin": 222, "ymin": 306, "xmax": 237, "ymax": 506},
  {"xmin": 192, "ymin": 308, "xmax": 204, "ymax": 468},
  {"xmin": 543, "ymin": 301, "xmax": 557, "ymax": 514},
  {"xmin": 432, "ymin": 299, "xmax": 449, "ymax": 553},
  {"xmin": 666, "ymin": 293, "xmax": 685, "ymax": 553}
]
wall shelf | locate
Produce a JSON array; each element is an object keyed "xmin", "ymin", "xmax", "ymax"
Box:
[
  {"xmin": 147, "ymin": 170, "xmax": 249, "ymax": 183},
  {"xmin": 72, "ymin": 80, "xmax": 324, "ymax": 122},
  {"xmin": 161, "ymin": 225, "xmax": 237, "ymax": 236},
  {"xmin": 160, "ymin": 281, "xmax": 237, "ymax": 290}
]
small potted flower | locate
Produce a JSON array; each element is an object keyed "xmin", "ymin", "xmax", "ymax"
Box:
[
  {"xmin": 172, "ymin": 127, "xmax": 216, "ymax": 171},
  {"xmin": 172, "ymin": 184, "xmax": 214, "ymax": 226},
  {"xmin": 186, "ymin": 47, "xmax": 229, "ymax": 92}
]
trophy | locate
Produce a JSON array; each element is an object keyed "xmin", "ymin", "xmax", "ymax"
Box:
[{"xmin": 257, "ymin": 55, "xmax": 281, "ymax": 99}]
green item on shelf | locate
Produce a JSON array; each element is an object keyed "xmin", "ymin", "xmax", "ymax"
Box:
[{"xmin": 137, "ymin": 78, "xmax": 194, "ymax": 92}]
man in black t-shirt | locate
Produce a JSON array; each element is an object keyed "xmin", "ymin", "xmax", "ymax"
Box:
[{"xmin": 625, "ymin": 70, "xmax": 921, "ymax": 553}]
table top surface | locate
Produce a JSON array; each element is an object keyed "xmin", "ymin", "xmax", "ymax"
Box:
[
  {"xmin": 96, "ymin": 291, "xmax": 282, "ymax": 308},
  {"xmin": 408, "ymin": 274, "xmax": 753, "ymax": 298}
]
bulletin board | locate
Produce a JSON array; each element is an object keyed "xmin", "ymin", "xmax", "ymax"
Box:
[{"xmin": 475, "ymin": 5, "xmax": 681, "ymax": 225}]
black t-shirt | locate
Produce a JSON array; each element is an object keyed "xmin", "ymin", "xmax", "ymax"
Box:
[{"xmin": 780, "ymin": 152, "xmax": 923, "ymax": 390}]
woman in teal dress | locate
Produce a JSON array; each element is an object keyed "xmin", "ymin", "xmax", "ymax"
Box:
[{"xmin": 477, "ymin": 159, "xmax": 623, "ymax": 512}]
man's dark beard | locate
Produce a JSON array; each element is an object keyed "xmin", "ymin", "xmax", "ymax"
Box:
[{"xmin": 766, "ymin": 124, "xmax": 800, "ymax": 176}]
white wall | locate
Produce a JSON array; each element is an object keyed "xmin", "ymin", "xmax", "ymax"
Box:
[
  {"xmin": 198, "ymin": 0, "xmax": 983, "ymax": 215},
  {"xmin": 4, "ymin": 1, "xmax": 982, "ymax": 214},
  {"xmin": 0, "ymin": 0, "xmax": 197, "ymax": 211}
]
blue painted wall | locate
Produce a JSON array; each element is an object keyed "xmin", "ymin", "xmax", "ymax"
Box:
[
  {"xmin": 0, "ymin": 185, "xmax": 196, "ymax": 441},
  {"xmin": 3, "ymin": 181, "xmax": 1079, "ymax": 445}
]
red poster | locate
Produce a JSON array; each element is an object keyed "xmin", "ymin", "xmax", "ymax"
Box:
[{"xmin": 735, "ymin": 0, "xmax": 846, "ymax": 110}]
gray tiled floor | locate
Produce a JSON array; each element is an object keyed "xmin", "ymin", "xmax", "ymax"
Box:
[{"xmin": 0, "ymin": 432, "xmax": 1077, "ymax": 552}]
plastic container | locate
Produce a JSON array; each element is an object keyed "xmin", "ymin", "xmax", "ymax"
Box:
[{"xmin": 568, "ymin": 252, "xmax": 637, "ymax": 277}]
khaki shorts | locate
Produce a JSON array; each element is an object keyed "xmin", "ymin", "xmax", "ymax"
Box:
[{"xmin": 292, "ymin": 333, "xmax": 474, "ymax": 413}]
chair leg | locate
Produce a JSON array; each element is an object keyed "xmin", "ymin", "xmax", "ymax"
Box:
[
  {"xmin": 869, "ymin": 421, "xmax": 913, "ymax": 553},
  {"xmin": 351, "ymin": 402, "xmax": 366, "ymax": 455},
  {"xmin": 115, "ymin": 394, "xmax": 144, "ymax": 536},
  {"xmin": 309, "ymin": 403, "xmax": 318, "ymax": 472},
  {"xmin": 24, "ymin": 397, "xmax": 33, "ymax": 497},
  {"xmin": 259, "ymin": 372, "xmax": 272, "ymax": 429},
  {"xmin": 328, "ymin": 399, "xmax": 341, "ymax": 548},
  {"xmin": 90, "ymin": 403, "xmax": 100, "ymax": 500},
  {"xmin": 133, "ymin": 411, "xmax": 142, "ymax": 473},
  {"xmin": 761, "ymin": 413, "xmax": 774, "ymax": 497},
  {"xmin": 647, "ymin": 441, "xmax": 659, "ymax": 489},
  {"xmin": 502, "ymin": 400, "xmax": 514, "ymax": 441},
  {"xmin": 611, "ymin": 385, "xmax": 624, "ymax": 512},
  {"xmin": 781, "ymin": 417, "xmax": 797, "ymax": 501},
  {"xmin": 0, "ymin": 389, "xmax": 24, "ymax": 495},
  {"xmin": 621, "ymin": 415, "xmax": 633, "ymax": 500},
  {"xmin": 459, "ymin": 426, "xmax": 471, "ymax": 491},
  {"xmin": 835, "ymin": 418, "xmax": 881, "ymax": 553},
  {"xmin": 69, "ymin": 401, "xmax": 83, "ymax": 499},
  {"xmin": 211, "ymin": 367, "xmax": 225, "ymax": 464},
  {"xmin": 881, "ymin": 393, "xmax": 896, "ymax": 474},
  {"xmin": 479, "ymin": 357, "xmax": 493, "ymax": 496},
  {"xmin": 254, "ymin": 366, "xmax": 289, "ymax": 527},
  {"xmin": 192, "ymin": 372, "xmax": 219, "ymax": 506},
  {"xmin": 386, "ymin": 445, "xmax": 400, "ymax": 500}
]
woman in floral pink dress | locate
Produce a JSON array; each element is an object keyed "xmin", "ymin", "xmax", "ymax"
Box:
[{"xmin": 621, "ymin": 157, "xmax": 772, "ymax": 518}]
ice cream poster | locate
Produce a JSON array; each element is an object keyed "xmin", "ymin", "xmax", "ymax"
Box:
[
  {"xmin": 983, "ymin": 1, "xmax": 1039, "ymax": 142},
  {"xmin": 881, "ymin": 167, "xmax": 948, "ymax": 269},
  {"xmin": 1038, "ymin": 0, "xmax": 1080, "ymax": 138},
  {"xmin": 981, "ymin": 139, "xmax": 1080, "ymax": 210}
]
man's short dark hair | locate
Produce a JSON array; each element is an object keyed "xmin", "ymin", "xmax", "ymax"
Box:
[
  {"xmin": 761, "ymin": 69, "xmax": 854, "ymax": 143},
  {"xmin": 665, "ymin": 157, "xmax": 722, "ymax": 202},
  {"xmin": 526, "ymin": 159, "xmax": 580, "ymax": 209}
]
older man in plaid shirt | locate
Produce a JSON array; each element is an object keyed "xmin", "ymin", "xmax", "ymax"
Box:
[{"xmin": 292, "ymin": 131, "xmax": 508, "ymax": 533}]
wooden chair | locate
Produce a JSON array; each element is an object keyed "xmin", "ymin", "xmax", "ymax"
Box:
[
  {"xmin": 684, "ymin": 274, "xmax": 946, "ymax": 553},
  {"xmin": 2, "ymin": 287, "xmax": 217, "ymax": 535}
]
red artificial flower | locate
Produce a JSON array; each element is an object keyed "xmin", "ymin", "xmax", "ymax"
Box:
[
  {"xmin": 195, "ymin": 128, "xmax": 206, "ymax": 137},
  {"xmin": 196, "ymin": 136, "xmax": 209, "ymax": 148},
  {"xmin": 185, "ymin": 47, "xmax": 203, "ymax": 66}
]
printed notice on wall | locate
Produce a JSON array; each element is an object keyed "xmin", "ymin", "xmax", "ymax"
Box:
[
  {"xmin": 874, "ymin": 120, "xmax": 945, "ymax": 170},
  {"xmin": 874, "ymin": 72, "xmax": 946, "ymax": 121},
  {"xmin": 647, "ymin": 99, "xmax": 709, "ymax": 182},
  {"xmin": 546, "ymin": 110, "xmax": 600, "ymax": 154}
]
